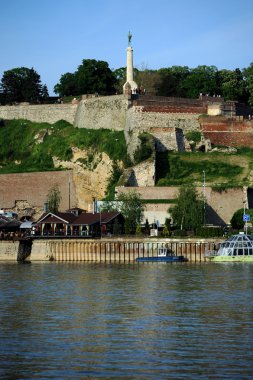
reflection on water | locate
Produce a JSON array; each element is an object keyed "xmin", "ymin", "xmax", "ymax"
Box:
[{"xmin": 0, "ymin": 262, "xmax": 253, "ymax": 379}]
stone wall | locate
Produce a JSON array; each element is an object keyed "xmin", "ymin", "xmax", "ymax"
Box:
[
  {"xmin": 0, "ymin": 171, "xmax": 76, "ymax": 219},
  {"xmin": 0, "ymin": 104, "xmax": 78, "ymax": 124},
  {"xmin": 200, "ymin": 117, "xmax": 253, "ymax": 147},
  {"xmin": 116, "ymin": 186, "xmax": 247, "ymax": 225},
  {"xmin": 74, "ymin": 95, "xmax": 127, "ymax": 131},
  {"xmin": 125, "ymin": 106, "xmax": 201, "ymax": 158},
  {"xmin": 0, "ymin": 241, "xmax": 19, "ymax": 261}
]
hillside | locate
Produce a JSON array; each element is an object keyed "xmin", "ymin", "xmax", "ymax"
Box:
[
  {"xmin": 1, "ymin": 119, "xmax": 253, "ymax": 201},
  {"xmin": 156, "ymin": 150, "xmax": 253, "ymax": 189},
  {"xmin": 0, "ymin": 119, "xmax": 129, "ymax": 199}
]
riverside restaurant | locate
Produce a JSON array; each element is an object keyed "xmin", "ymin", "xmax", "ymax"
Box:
[{"xmin": 33, "ymin": 210, "xmax": 125, "ymax": 238}]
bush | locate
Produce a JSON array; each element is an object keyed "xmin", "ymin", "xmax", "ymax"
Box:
[
  {"xmin": 185, "ymin": 130, "xmax": 201, "ymax": 143},
  {"xmin": 195, "ymin": 227, "xmax": 224, "ymax": 238},
  {"xmin": 134, "ymin": 132, "xmax": 154, "ymax": 164}
]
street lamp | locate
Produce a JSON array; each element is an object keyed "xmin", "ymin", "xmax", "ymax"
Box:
[{"xmin": 203, "ymin": 170, "xmax": 206, "ymax": 226}]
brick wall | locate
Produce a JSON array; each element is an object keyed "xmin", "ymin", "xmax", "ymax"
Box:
[{"xmin": 200, "ymin": 117, "xmax": 253, "ymax": 147}]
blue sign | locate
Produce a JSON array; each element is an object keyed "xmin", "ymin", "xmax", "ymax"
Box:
[{"xmin": 243, "ymin": 214, "xmax": 250, "ymax": 222}]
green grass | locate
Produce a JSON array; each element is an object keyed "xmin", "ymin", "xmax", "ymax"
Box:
[
  {"xmin": 156, "ymin": 151, "xmax": 244, "ymax": 186},
  {"xmin": 0, "ymin": 119, "xmax": 129, "ymax": 173}
]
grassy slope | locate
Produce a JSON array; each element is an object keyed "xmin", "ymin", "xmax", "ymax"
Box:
[
  {"xmin": 1, "ymin": 119, "xmax": 253, "ymax": 193},
  {"xmin": 156, "ymin": 150, "xmax": 253, "ymax": 188},
  {"xmin": 0, "ymin": 119, "xmax": 128, "ymax": 174}
]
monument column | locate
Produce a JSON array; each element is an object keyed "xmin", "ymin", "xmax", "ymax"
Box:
[{"xmin": 123, "ymin": 31, "xmax": 138, "ymax": 96}]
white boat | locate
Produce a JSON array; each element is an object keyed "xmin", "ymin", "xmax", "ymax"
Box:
[{"xmin": 206, "ymin": 233, "xmax": 253, "ymax": 262}]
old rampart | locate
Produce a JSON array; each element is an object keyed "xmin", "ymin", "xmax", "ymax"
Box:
[
  {"xmin": 200, "ymin": 117, "xmax": 253, "ymax": 147},
  {"xmin": 0, "ymin": 104, "xmax": 78, "ymax": 124}
]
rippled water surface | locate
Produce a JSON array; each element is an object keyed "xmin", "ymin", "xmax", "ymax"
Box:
[{"xmin": 0, "ymin": 262, "xmax": 253, "ymax": 379}]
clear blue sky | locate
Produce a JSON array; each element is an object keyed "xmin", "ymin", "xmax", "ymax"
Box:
[{"xmin": 1, "ymin": 0, "xmax": 253, "ymax": 95}]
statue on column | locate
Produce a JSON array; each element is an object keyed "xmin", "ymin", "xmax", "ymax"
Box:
[{"xmin": 128, "ymin": 31, "xmax": 132, "ymax": 47}]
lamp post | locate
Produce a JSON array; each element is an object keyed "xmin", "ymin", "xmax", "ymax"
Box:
[{"xmin": 203, "ymin": 170, "xmax": 206, "ymax": 226}]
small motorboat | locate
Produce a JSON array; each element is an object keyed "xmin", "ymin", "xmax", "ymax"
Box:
[{"xmin": 136, "ymin": 247, "xmax": 187, "ymax": 262}]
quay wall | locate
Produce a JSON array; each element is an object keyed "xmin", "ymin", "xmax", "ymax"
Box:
[
  {"xmin": 9, "ymin": 238, "xmax": 221, "ymax": 263},
  {"xmin": 0, "ymin": 241, "xmax": 19, "ymax": 261}
]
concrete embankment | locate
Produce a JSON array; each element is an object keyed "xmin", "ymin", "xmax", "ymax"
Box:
[{"xmin": 0, "ymin": 238, "xmax": 221, "ymax": 262}]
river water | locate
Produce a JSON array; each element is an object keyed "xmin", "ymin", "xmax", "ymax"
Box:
[{"xmin": 0, "ymin": 262, "xmax": 253, "ymax": 379}]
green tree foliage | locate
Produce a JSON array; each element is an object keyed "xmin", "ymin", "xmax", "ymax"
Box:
[
  {"xmin": 243, "ymin": 62, "xmax": 253, "ymax": 107},
  {"xmin": 0, "ymin": 67, "xmax": 48, "ymax": 104},
  {"xmin": 47, "ymin": 184, "xmax": 62, "ymax": 213},
  {"xmin": 217, "ymin": 68, "xmax": 248, "ymax": 102},
  {"xmin": 182, "ymin": 65, "xmax": 218, "ymax": 98},
  {"xmin": 117, "ymin": 190, "xmax": 145, "ymax": 234},
  {"xmin": 169, "ymin": 186, "xmax": 204, "ymax": 231},
  {"xmin": 157, "ymin": 66, "xmax": 190, "ymax": 97},
  {"xmin": 54, "ymin": 59, "xmax": 117, "ymax": 96},
  {"xmin": 135, "ymin": 224, "xmax": 142, "ymax": 236},
  {"xmin": 162, "ymin": 225, "xmax": 170, "ymax": 237}
]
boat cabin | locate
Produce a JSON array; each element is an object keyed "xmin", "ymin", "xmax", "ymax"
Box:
[{"xmin": 217, "ymin": 233, "xmax": 253, "ymax": 257}]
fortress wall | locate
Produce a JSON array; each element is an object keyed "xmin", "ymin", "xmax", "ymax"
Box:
[
  {"xmin": 141, "ymin": 105, "xmax": 207, "ymax": 114},
  {"xmin": 74, "ymin": 95, "xmax": 127, "ymax": 131},
  {"xmin": 116, "ymin": 186, "xmax": 246, "ymax": 225},
  {"xmin": 0, "ymin": 104, "xmax": 78, "ymax": 124},
  {"xmin": 0, "ymin": 171, "xmax": 76, "ymax": 217},
  {"xmin": 125, "ymin": 107, "xmax": 201, "ymax": 158},
  {"xmin": 200, "ymin": 119, "xmax": 253, "ymax": 147}
]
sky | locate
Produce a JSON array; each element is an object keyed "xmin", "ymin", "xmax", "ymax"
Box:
[{"xmin": 1, "ymin": 0, "xmax": 253, "ymax": 95}]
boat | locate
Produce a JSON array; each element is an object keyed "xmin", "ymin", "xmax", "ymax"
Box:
[
  {"xmin": 136, "ymin": 247, "xmax": 187, "ymax": 262},
  {"xmin": 206, "ymin": 232, "xmax": 253, "ymax": 262}
]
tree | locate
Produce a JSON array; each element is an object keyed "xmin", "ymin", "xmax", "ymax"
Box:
[
  {"xmin": 116, "ymin": 190, "xmax": 145, "ymax": 234},
  {"xmin": 243, "ymin": 62, "xmax": 253, "ymax": 107},
  {"xmin": 182, "ymin": 65, "xmax": 218, "ymax": 98},
  {"xmin": 0, "ymin": 67, "xmax": 47, "ymax": 103},
  {"xmin": 230, "ymin": 208, "xmax": 249, "ymax": 230},
  {"xmin": 47, "ymin": 184, "xmax": 62, "ymax": 213},
  {"xmin": 169, "ymin": 186, "xmax": 204, "ymax": 231},
  {"xmin": 217, "ymin": 68, "xmax": 248, "ymax": 102},
  {"xmin": 54, "ymin": 59, "xmax": 117, "ymax": 96},
  {"xmin": 54, "ymin": 72, "xmax": 78, "ymax": 97},
  {"xmin": 158, "ymin": 66, "xmax": 190, "ymax": 97}
]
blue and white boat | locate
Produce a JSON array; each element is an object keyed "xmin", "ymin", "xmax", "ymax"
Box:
[{"xmin": 136, "ymin": 247, "xmax": 187, "ymax": 262}]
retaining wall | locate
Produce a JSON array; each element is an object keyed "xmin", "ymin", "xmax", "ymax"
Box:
[
  {"xmin": 0, "ymin": 104, "xmax": 78, "ymax": 124},
  {"xmin": 0, "ymin": 241, "xmax": 19, "ymax": 261},
  {"xmin": 116, "ymin": 186, "xmax": 246, "ymax": 225},
  {"xmin": 0, "ymin": 171, "xmax": 76, "ymax": 218},
  {"xmin": 28, "ymin": 238, "xmax": 221, "ymax": 262}
]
